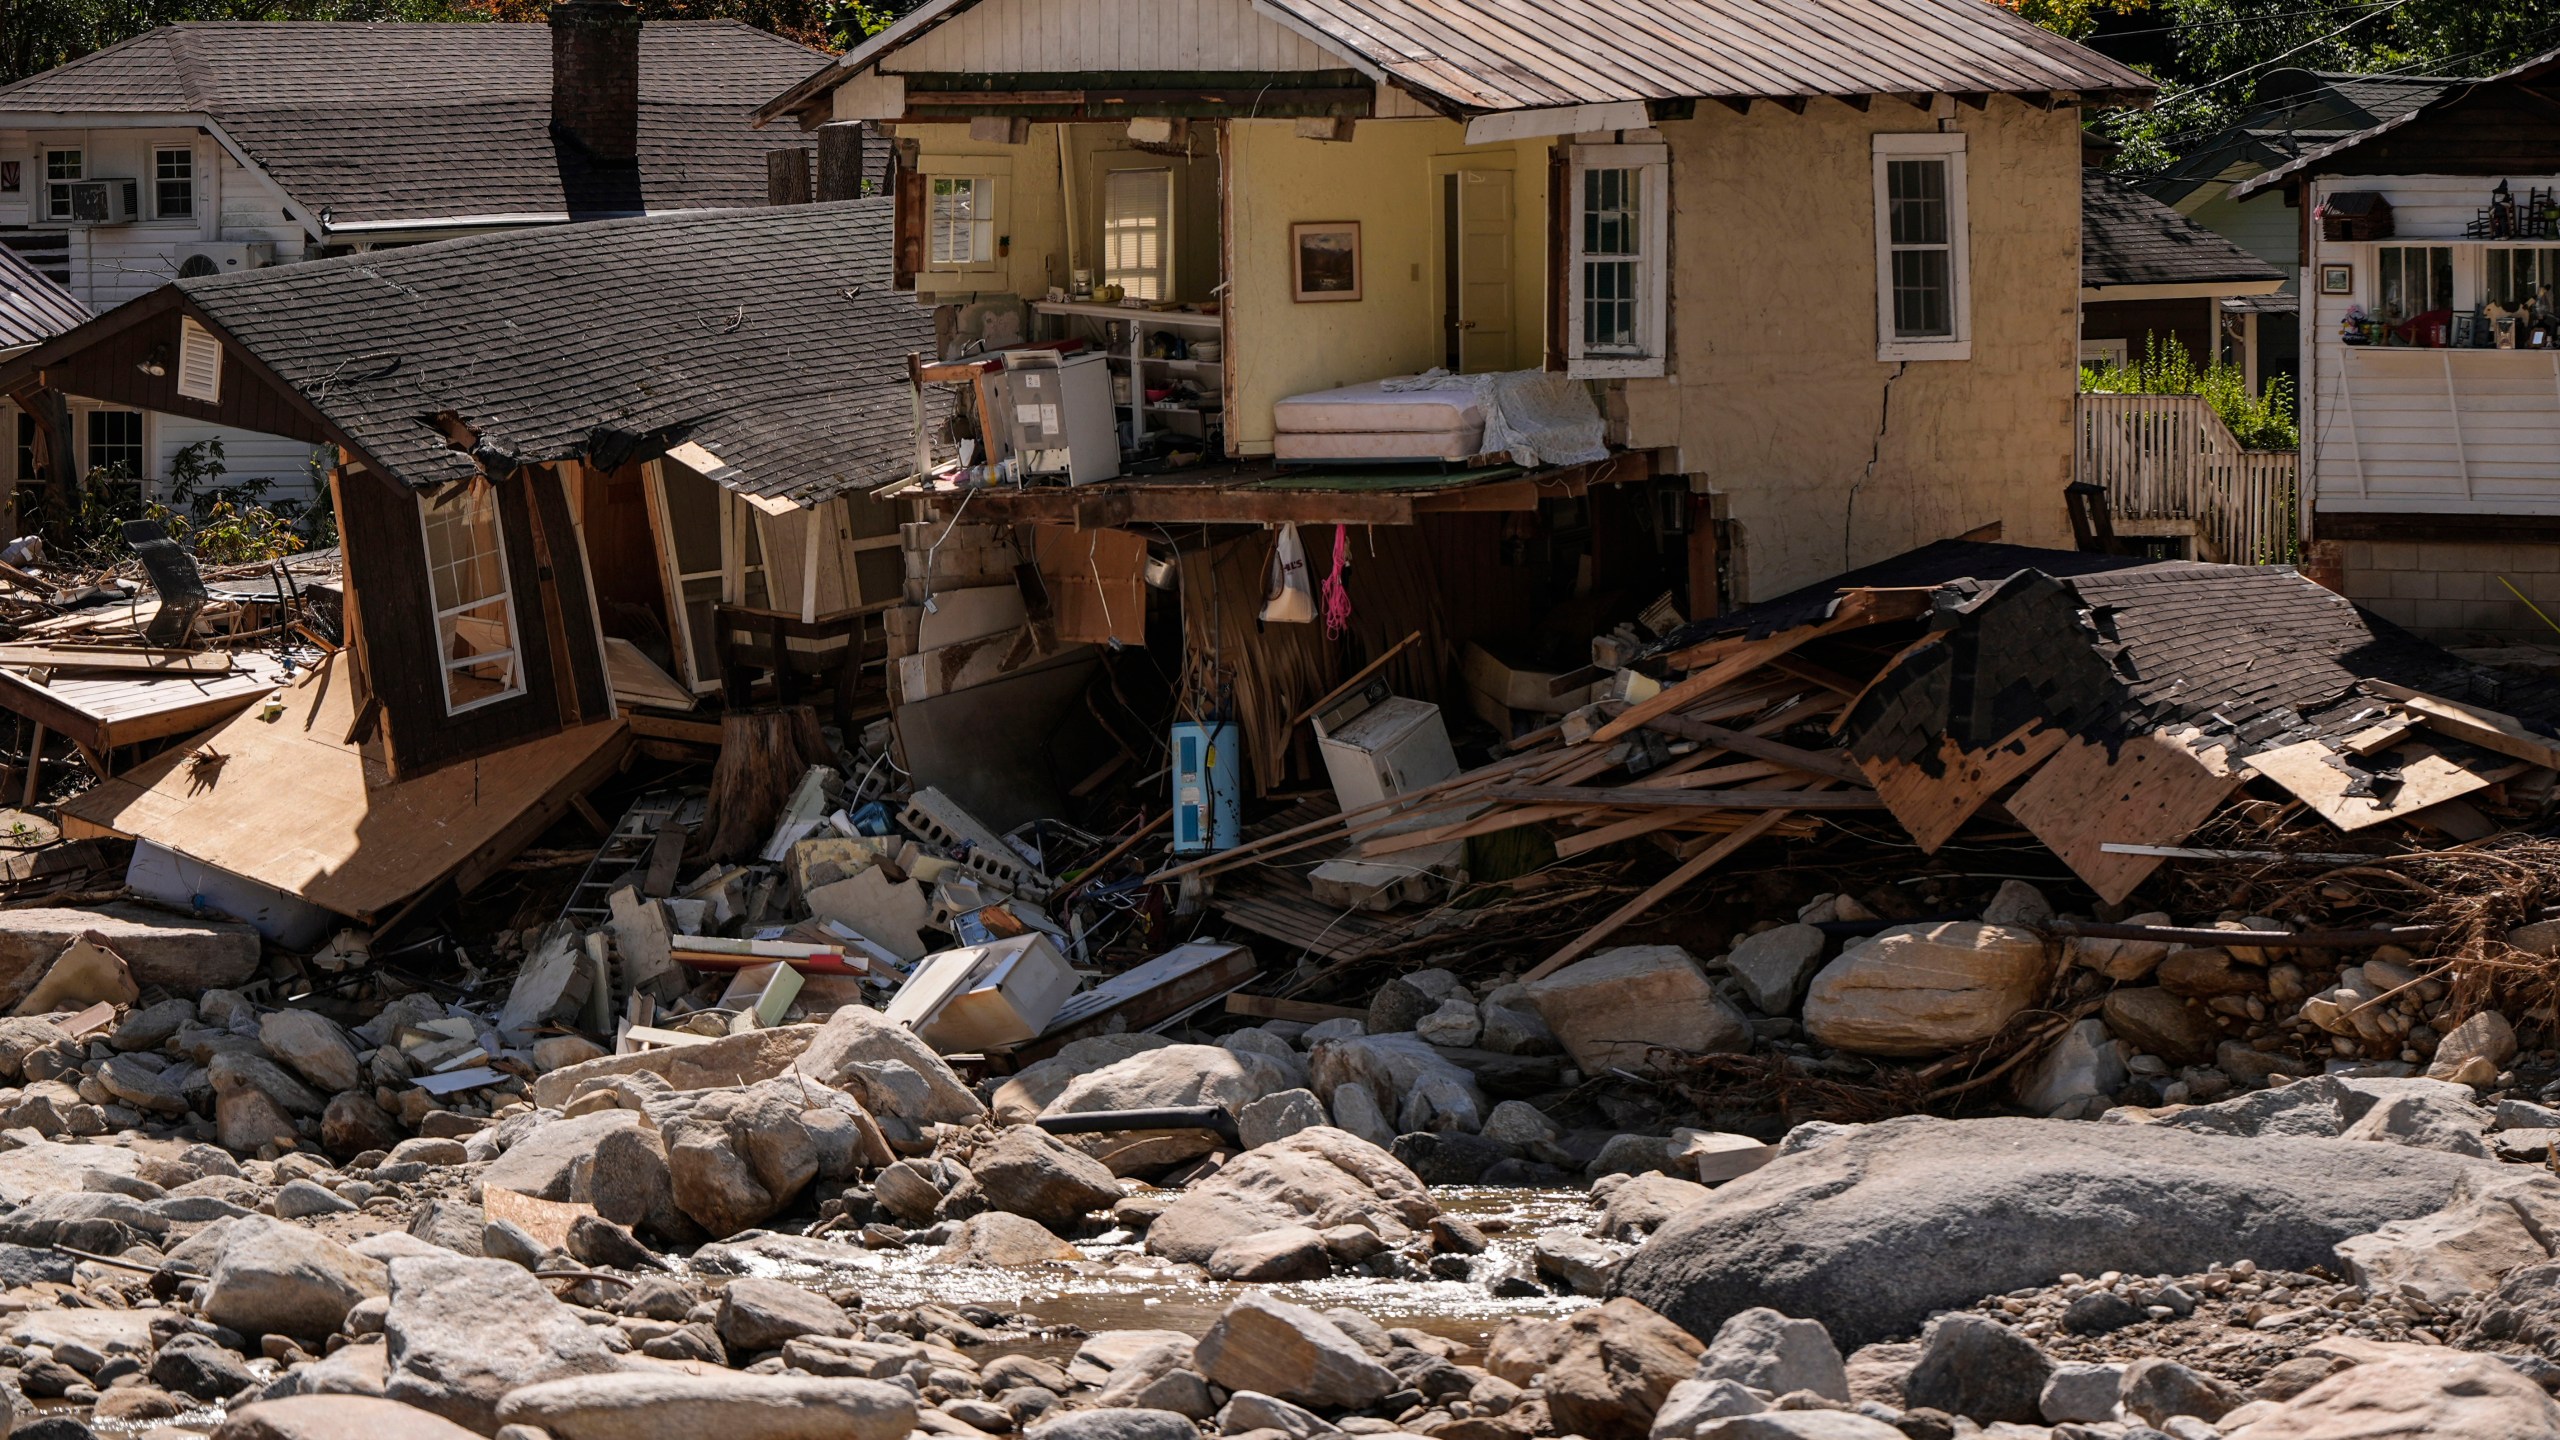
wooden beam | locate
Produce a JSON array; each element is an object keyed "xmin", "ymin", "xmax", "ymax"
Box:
[
  {"xmin": 1225, "ymin": 993, "xmax": 1365, "ymax": 1024},
  {"xmin": 1489, "ymin": 784, "xmax": 1882, "ymax": 810},
  {"xmin": 2366, "ymin": 681, "xmax": 2560, "ymax": 771},
  {"xmin": 1522, "ymin": 798, "xmax": 1815, "ymax": 982},
  {"xmin": 1638, "ymin": 714, "xmax": 1867, "ymax": 784}
]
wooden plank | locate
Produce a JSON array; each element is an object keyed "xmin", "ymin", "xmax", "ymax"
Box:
[
  {"xmin": 1522, "ymin": 801, "xmax": 1811, "ymax": 983},
  {"xmin": 1553, "ymin": 773, "xmax": 1812, "ymax": 859},
  {"xmin": 1637, "ymin": 716, "xmax": 1867, "ymax": 784},
  {"xmin": 2242, "ymin": 738, "xmax": 2503, "ymax": 833},
  {"xmin": 2007, "ymin": 731, "xmax": 2243, "ymax": 905},
  {"xmin": 1488, "ymin": 785, "xmax": 1883, "ymax": 810},
  {"xmin": 2367, "ymin": 682, "xmax": 2560, "ymax": 771},
  {"xmin": 1586, "ymin": 590, "xmax": 1929, "ymax": 748},
  {"xmin": 0, "ymin": 646, "xmax": 232, "ymax": 674},
  {"xmin": 1224, "ymin": 993, "xmax": 1366, "ymax": 1024},
  {"xmin": 627, "ymin": 714, "xmax": 724, "ymax": 745},
  {"xmin": 1015, "ymin": 940, "xmax": 1258, "ymax": 1062},
  {"xmin": 1858, "ymin": 722, "xmax": 2068, "ymax": 853}
]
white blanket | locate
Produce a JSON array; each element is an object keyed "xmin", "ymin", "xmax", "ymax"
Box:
[{"xmin": 1378, "ymin": 368, "xmax": 1609, "ymax": 468}]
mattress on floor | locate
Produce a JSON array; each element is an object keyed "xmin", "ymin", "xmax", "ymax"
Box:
[
  {"xmin": 1274, "ymin": 426, "xmax": 1483, "ymax": 462},
  {"xmin": 1272, "ymin": 379, "xmax": 1485, "ymax": 435}
]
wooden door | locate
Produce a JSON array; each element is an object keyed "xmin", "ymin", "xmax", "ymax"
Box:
[{"xmin": 1443, "ymin": 167, "xmax": 1516, "ymax": 373}]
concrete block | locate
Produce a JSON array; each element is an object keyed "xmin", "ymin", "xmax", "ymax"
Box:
[
  {"xmin": 0, "ymin": 903, "xmax": 260, "ymax": 998},
  {"xmin": 2387, "ymin": 570, "xmax": 2438, "ymax": 601}
]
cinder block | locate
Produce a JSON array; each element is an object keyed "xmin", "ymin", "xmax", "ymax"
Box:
[
  {"xmin": 2410, "ymin": 598, "xmax": 2467, "ymax": 633},
  {"xmin": 2514, "ymin": 544, "xmax": 2560, "ymax": 574},
  {"xmin": 2369, "ymin": 541, "xmax": 2422, "ymax": 571},
  {"xmin": 2437, "ymin": 570, "xmax": 2486, "ymax": 602},
  {"xmin": 2460, "ymin": 600, "xmax": 2514, "ymax": 634},
  {"xmin": 2360, "ymin": 597, "xmax": 2420, "ymax": 628},
  {"xmin": 2386, "ymin": 570, "xmax": 2438, "ymax": 601},
  {"xmin": 2418, "ymin": 543, "xmax": 2476, "ymax": 574},
  {"xmin": 2343, "ymin": 541, "xmax": 2375, "ymax": 571}
]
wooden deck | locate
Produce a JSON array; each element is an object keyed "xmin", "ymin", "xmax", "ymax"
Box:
[{"xmin": 0, "ymin": 653, "xmax": 295, "ymax": 757}]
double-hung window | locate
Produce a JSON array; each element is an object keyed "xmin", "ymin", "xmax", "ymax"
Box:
[
  {"xmin": 84, "ymin": 409, "xmax": 144, "ymax": 479},
  {"xmin": 2485, "ymin": 247, "xmax": 2558, "ymax": 309},
  {"xmin": 420, "ymin": 479, "xmax": 525, "ymax": 714},
  {"xmin": 43, "ymin": 149, "xmax": 81, "ymax": 222},
  {"xmin": 1102, "ymin": 167, "xmax": 1174, "ymax": 302},
  {"xmin": 1873, "ymin": 133, "xmax": 1971, "ymax": 361},
  {"xmin": 153, "ymin": 146, "xmax": 193, "ymax": 220},
  {"xmin": 2375, "ymin": 245, "xmax": 2453, "ymax": 323},
  {"xmin": 1563, "ymin": 143, "xmax": 1669, "ymax": 378},
  {"xmin": 928, "ymin": 175, "xmax": 998, "ymax": 270}
]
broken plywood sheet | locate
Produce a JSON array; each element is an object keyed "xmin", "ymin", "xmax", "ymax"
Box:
[
  {"xmin": 2007, "ymin": 729, "xmax": 2243, "ymax": 905},
  {"xmin": 2243, "ymin": 738, "xmax": 2499, "ymax": 833},
  {"xmin": 1860, "ymin": 722, "xmax": 2068, "ymax": 853},
  {"xmin": 805, "ymin": 866, "xmax": 930, "ymax": 961},
  {"xmin": 605, "ymin": 639, "xmax": 696, "ymax": 712},
  {"xmin": 57, "ymin": 661, "xmax": 630, "ymax": 922}
]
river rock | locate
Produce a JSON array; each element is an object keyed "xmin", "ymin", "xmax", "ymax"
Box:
[
  {"xmin": 1650, "ymin": 1378, "xmax": 1764, "ymax": 1439},
  {"xmin": 382, "ymin": 1254, "xmax": 624, "ymax": 1429},
  {"xmin": 2428, "ymin": 1010, "xmax": 2520, "ymax": 1083},
  {"xmin": 590, "ymin": 1123, "xmax": 695, "ymax": 1244},
  {"xmin": 991, "ymin": 1035, "xmax": 1175, "ymax": 1124},
  {"xmin": 2069, "ymin": 913, "xmax": 2174, "ymax": 981},
  {"xmin": 2100, "ymin": 987, "xmax": 2222, "ymax": 1065},
  {"xmin": 1145, "ymin": 1126, "xmax": 1435, "ymax": 1265},
  {"xmin": 1527, "ymin": 945, "xmax": 1749, "ymax": 1073},
  {"xmin": 1326, "ymin": 1081, "xmax": 1395, "ymax": 1149},
  {"xmin": 532, "ymin": 1025, "xmax": 819, "ymax": 1109},
  {"xmin": 1219, "ymin": 1391, "xmax": 1340, "ymax": 1439},
  {"xmin": 1308, "ymin": 1032, "xmax": 1487, "ymax": 1133},
  {"xmin": 718, "ymin": 1277, "xmax": 856, "ymax": 1353},
  {"xmin": 1193, "ymin": 1293, "xmax": 1398, "ymax": 1410},
  {"xmin": 1593, "ymin": 1173, "xmax": 1711, "ymax": 1240},
  {"xmin": 792, "ymin": 1006, "xmax": 984, "ymax": 1124},
  {"xmin": 2120, "ymin": 1357, "xmax": 2237, "ymax": 1427},
  {"xmin": 202, "ymin": 1215, "xmax": 388, "ymax": 1341},
  {"xmin": 1491, "ymin": 1298, "xmax": 1702, "ymax": 1440},
  {"xmin": 496, "ymin": 1371, "xmax": 917, "ymax": 1440},
  {"xmin": 1612, "ymin": 1113, "xmax": 2516, "ymax": 1350},
  {"xmin": 1206, "ymin": 1224, "xmax": 1332, "ymax": 1281},
  {"xmin": 1369, "ymin": 969, "xmax": 1464, "ymax": 1035},
  {"xmin": 933, "ymin": 1212, "xmax": 1085, "ymax": 1266},
  {"xmin": 2337, "ymin": 1181, "xmax": 2551, "ymax": 1304},
  {"xmin": 1726, "ymin": 925, "xmax": 1828, "ymax": 1015},
  {"xmin": 2338, "ymin": 1086, "xmax": 2494, "ymax": 1157},
  {"xmin": 1800, "ymin": 923, "xmax": 2049, "ymax": 1057},
  {"xmin": 209, "ymin": 1050, "xmax": 328, "ymax": 1116},
  {"xmin": 110, "ymin": 995, "xmax": 195, "ymax": 1051},
  {"xmin": 2015, "ymin": 1017, "xmax": 2131, "ymax": 1117},
  {"xmin": 1536, "ymin": 1230, "xmax": 1625, "ymax": 1295},
  {"xmin": 1047, "ymin": 1043, "xmax": 1296, "ymax": 1118},
  {"xmin": 0, "ymin": 904, "xmax": 259, "ymax": 994},
  {"xmin": 1696, "ymin": 1308, "xmax": 1848, "ymax": 1401},
  {"xmin": 1239, "ymin": 1088, "xmax": 1330, "ymax": 1150},
  {"xmin": 657, "ymin": 1080, "xmax": 831, "ymax": 1236},
  {"xmin": 214, "ymin": 1395, "xmax": 486, "ymax": 1440},
  {"xmin": 482, "ymin": 1108, "xmax": 644, "ymax": 1202},
  {"xmin": 1093, "ymin": 1340, "xmax": 1215, "ymax": 1417},
  {"xmin": 1902, "ymin": 1313, "xmax": 2049, "ymax": 1424},
  {"xmin": 258, "ymin": 1009, "xmax": 364, "ymax": 1094},
  {"xmin": 2237, "ymin": 1353, "xmax": 2560, "ymax": 1437},
  {"xmin": 1028, "ymin": 1409, "xmax": 1201, "ymax": 1440},
  {"xmin": 969, "ymin": 1123, "xmax": 1122, "ymax": 1224}
]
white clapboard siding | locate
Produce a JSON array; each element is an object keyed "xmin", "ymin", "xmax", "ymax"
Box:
[
  {"xmin": 2303, "ymin": 173, "xmax": 2560, "ymax": 514},
  {"xmin": 2077, "ymin": 392, "xmax": 2299, "ymax": 565},
  {"xmin": 154, "ymin": 415, "xmax": 327, "ymax": 503},
  {"xmin": 889, "ymin": 0, "xmax": 1347, "ymax": 74}
]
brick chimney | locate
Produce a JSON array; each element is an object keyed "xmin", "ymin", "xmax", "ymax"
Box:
[{"xmin": 551, "ymin": 1, "xmax": 640, "ymax": 164}]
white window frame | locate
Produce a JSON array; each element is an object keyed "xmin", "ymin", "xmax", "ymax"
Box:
[
  {"xmin": 418, "ymin": 478, "xmax": 528, "ymax": 716},
  {"xmin": 1564, "ymin": 142, "xmax": 1669, "ymax": 379},
  {"xmin": 152, "ymin": 145, "xmax": 194, "ymax": 221},
  {"xmin": 1102, "ymin": 166, "xmax": 1175, "ymax": 302},
  {"xmin": 920, "ymin": 162, "xmax": 1008, "ymax": 287},
  {"xmin": 1873, "ymin": 132, "xmax": 1972, "ymax": 362},
  {"xmin": 42, "ymin": 148, "xmax": 82, "ymax": 223}
]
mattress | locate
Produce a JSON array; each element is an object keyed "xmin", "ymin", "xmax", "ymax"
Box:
[
  {"xmin": 1274, "ymin": 427, "xmax": 1482, "ymax": 462},
  {"xmin": 1271, "ymin": 379, "xmax": 1486, "ymax": 435}
]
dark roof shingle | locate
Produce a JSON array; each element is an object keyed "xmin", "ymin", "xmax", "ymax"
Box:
[
  {"xmin": 0, "ymin": 22, "xmax": 834, "ymax": 227},
  {"xmin": 2082, "ymin": 170, "xmax": 2284, "ymax": 291},
  {"xmin": 172, "ymin": 200, "xmax": 941, "ymax": 504}
]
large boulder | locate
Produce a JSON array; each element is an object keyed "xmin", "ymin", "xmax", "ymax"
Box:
[
  {"xmin": 201, "ymin": 1215, "xmax": 388, "ymax": 1342},
  {"xmin": 1534, "ymin": 1299, "xmax": 1706, "ymax": 1440},
  {"xmin": 1695, "ymin": 1309, "xmax": 1848, "ymax": 1402},
  {"xmin": 481, "ymin": 1109, "xmax": 644, "ymax": 1202},
  {"xmin": 992, "ymin": 1035, "xmax": 1175, "ymax": 1124},
  {"xmin": 213, "ymin": 1395, "xmax": 485, "ymax": 1440},
  {"xmin": 653, "ymin": 1080, "xmax": 850, "ymax": 1237},
  {"xmin": 932, "ymin": 1212, "xmax": 1085, "ymax": 1266},
  {"xmin": 381, "ymin": 1254, "xmax": 625, "ymax": 1432},
  {"xmin": 532, "ymin": 1025, "xmax": 820, "ymax": 1109},
  {"xmin": 1192, "ymin": 1293, "xmax": 1398, "ymax": 1410},
  {"xmin": 1799, "ymin": 923, "xmax": 2051, "ymax": 1057},
  {"xmin": 790, "ymin": 1006, "xmax": 984, "ymax": 1125},
  {"xmin": 1725, "ymin": 926, "xmax": 1828, "ymax": 1015},
  {"xmin": 0, "ymin": 903, "xmax": 259, "ymax": 997},
  {"xmin": 969, "ymin": 1124, "xmax": 1123, "ymax": 1225},
  {"xmin": 2233, "ymin": 1353, "xmax": 2560, "ymax": 1438},
  {"xmin": 1901, "ymin": 1314, "xmax": 2050, "ymax": 1424},
  {"xmin": 1045, "ymin": 1043, "xmax": 1296, "ymax": 1118},
  {"xmin": 495, "ymin": 1371, "xmax": 916, "ymax": 1440},
  {"xmin": 1308, "ymin": 1033, "xmax": 1488, "ymax": 1134},
  {"xmin": 1525, "ymin": 946, "xmax": 1750, "ymax": 1074},
  {"xmin": 1612, "ymin": 1114, "xmax": 2522, "ymax": 1349},
  {"xmin": 258, "ymin": 1010, "xmax": 364, "ymax": 1095},
  {"xmin": 1145, "ymin": 1127, "xmax": 1436, "ymax": 1265}
]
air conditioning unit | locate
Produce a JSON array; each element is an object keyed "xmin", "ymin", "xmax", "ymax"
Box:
[
  {"xmin": 174, "ymin": 241, "xmax": 276, "ymax": 279},
  {"xmin": 63, "ymin": 179, "xmax": 140, "ymax": 226}
]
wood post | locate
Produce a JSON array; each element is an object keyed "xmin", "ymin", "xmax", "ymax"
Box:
[
  {"xmin": 766, "ymin": 149, "xmax": 812, "ymax": 207},
  {"xmin": 816, "ymin": 122, "xmax": 869, "ymax": 201}
]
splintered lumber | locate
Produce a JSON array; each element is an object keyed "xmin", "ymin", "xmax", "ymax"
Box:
[
  {"xmin": 2006, "ymin": 730, "xmax": 2242, "ymax": 905},
  {"xmin": 1554, "ymin": 772, "xmax": 1814, "ymax": 859},
  {"xmin": 1858, "ymin": 721, "xmax": 2068, "ymax": 853},
  {"xmin": 1488, "ymin": 785, "xmax": 1883, "ymax": 810},
  {"xmin": 2241, "ymin": 738, "xmax": 2507, "ymax": 833},
  {"xmin": 1225, "ymin": 993, "xmax": 1365, "ymax": 1023},
  {"xmin": 1639, "ymin": 715, "xmax": 1868, "ymax": 784},
  {"xmin": 1145, "ymin": 745, "xmax": 1555, "ymax": 884},
  {"xmin": 1599, "ymin": 589, "xmax": 1932, "ymax": 746},
  {"xmin": 668, "ymin": 935, "xmax": 867, "ymax": 975},
  {"xmin": 2366, "ymin": 681, "xmax": 2560, "ymax": 772}
]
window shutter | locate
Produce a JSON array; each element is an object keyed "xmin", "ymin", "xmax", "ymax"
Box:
[
  {"xmin": 894, "ymin": 163, "xmax": 925, "ymax": 292},
  {"xmin": 176, "ymin": 318, "xmax": 222, "ymax": 403}
]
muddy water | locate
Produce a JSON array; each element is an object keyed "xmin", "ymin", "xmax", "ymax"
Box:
[{"xmin": 695, "ymin": 1188, "xmax": 1601, "ymax": 1358}]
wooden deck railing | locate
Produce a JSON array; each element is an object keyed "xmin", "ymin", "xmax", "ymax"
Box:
[{"xmin": 2076, "ymin": 393, "xmax": 2299, "ymax": 565}]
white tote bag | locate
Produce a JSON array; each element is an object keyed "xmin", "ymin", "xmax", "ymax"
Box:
[{"xmin": 1261, "ymin": 523, "xmax": 1316, "ymax": 624}]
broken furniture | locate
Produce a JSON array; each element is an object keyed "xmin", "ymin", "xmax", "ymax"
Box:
[{"xmin": 714, "ymin": 598, "xmax": 895, "ymax": 733}]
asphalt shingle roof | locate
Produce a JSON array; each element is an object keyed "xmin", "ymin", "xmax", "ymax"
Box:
[
  {"xmin": 0, "ymin": 22, "xmax": 833, "ymax": 227},
  {"xmin": 0, "ymin": 245, "xmax": 87, "ymax": 352},
  {"xmin": 2083, "ymin": 169, "xmax": 2283, "ymax": 291},
  {"xmin": 172, "ymin": 200, "xmax": 943, "ymax": 504}
]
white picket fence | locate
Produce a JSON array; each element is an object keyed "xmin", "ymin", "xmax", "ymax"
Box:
[{"xmin": 2076, "ymin": 393, "xmax": 2299, "ymax": 565}]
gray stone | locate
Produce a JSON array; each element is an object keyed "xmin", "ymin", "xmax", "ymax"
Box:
[
  {"xmin": 1696, "ymin": 1308, "xmax": 1848, "ymax": 1401},
  {"xmin": 1193, "ymin": 1292, "xmax": 1398, "ymax": 1409},
  {"xmin": 214, "ymin": 1395, "xmax": 487, "ymax": 1440},
  {"xmin": 1206, "ymin": 1224, "xmax": 1333, "ymax": 1282},
  {"xmin": 1650, "ymin": 1378, "xmax": 1765, "ymax": 1440},
  {"xmin": 1368, "ymin": 968, "xmax": 1464, "ymax": 1035},
  {"xmin": 1148, "ymin": 1127, "xmax": 1434, "ymax": 1266},
  {"xmin": 1093, "ymin": 1340, "xmax": 1214, "ymax": 1418},
  {"xmin": 2231, "ymin": 1353, "xmax": 2560, "ymax": 1438},
  {"xmin": 1527, "ymin": 945, "xmax": 1750, "ymax": 1073},
  {"xmin": 1220, "ymin": 1391, "xmax": 1340, "ymax": 1439},
  {"xmin": 1326, "ymin": 1080, "xmax": 1395, "ymax": 1149},
  {"xmin": 1478, "ymin": 1000, "xmax": 1557, "ymax": 1057},
  {"xmin": 1901, "ymin": 1313, "xmax": 2051, "ymax": 1425},
  {"xmin": 991, "ymin": 1035, "xmax": 1176, "ymax": 1124},
  {"xmin": 531, "ymin": 1026, "xmax": 819, "ymax": 1110},
  {"xmin": 202, "ymin": 1215, "xmax": 388, "ymax": 1341},
  {"xmin": 2120, "ymin": 1358, "xmax": 2237, "ymax": 1428},
  {"xmin": 1046, "ymin": 1042, "xmax": 1295, "ymax": 1118},
  {"xmin": 1535, "ymin": 1230, "xmax": 1625, "ymax": 1295},
  {"xmin": 2062, "ymin": 1289, "xmax": 2144, "ymax": 1334},
  {"xmin": 110, "ymin": 996, "xmax": 195, "ymax": 1052},
  {"xmin": 2338, "ymin": 1087, "xmax": 2493, "ymax": 1157},
  {"xmin": 931, "ymin": 1212, "xmax": 1084, "ymax": 1266},
  {"xmin": 495, "ymin": 1371, "xmax": 917, "ymax": 1440},
  {"xmin": 1308, "ymin": 1032, "xmax": 1487, "ymax": 1134},
  {"xmin": 1801, "ymin": 923, "xmax": 2051, "ymax": 1057},
  {"xmin": 1026, "ymin": 1409, "xmax": 1200, "ymax": 1440},
  {"xmin": 718, "ymin": 1277, "xmax": 855, "ymax": 1353},
  {"xmin": 1415, "ymin": 997, "xmax": 1483, "ymax": 1048},
  {"xmin": 1726, "ymin": 925, "xmax": 1828, "ymax": 1015},
  {"xmin": 791, "ymin": 1005, "xmax": 984, "ymax": 1124},
  {"xmin": 2016, "ymin": 1018, "xmax": 2130, "ymax": 1117},
  {"xmin": 2101, "ymin": 988, "xmax": 2222, "ymax": 1066},
  {"xmin": 1979, "ymin": 880, "xmax": 2052, "ymax": 927},
  {"xmin": 1593, "ymin": 1172, "xmax": 1711, "ymax": 1241},
  {"xmin": 1612, "ymin": 1114, "xmax": 2511, "ymax": 1351},
  {"xmin": 381, "ymin": 1254, "xmax": 625, "ymax": 1432},
  {"xmin": 1483, "ymin": 1099, "xmax": 1563, "ymax": 1152},
  {"xmin": 2428, "ymin": 1010, "xmax": 2519, "ymax": 1083},
  {"xmin": 259, "ymin": 1010, "xmax": 364, "ymax": 1094},
  {"xmin": 0, "ymin": 903, "xmax": 259, "ymax": 996},
  {"xmin": 969, "ymin": 1123, "xmax": 1122, "ymax": 1224},
  {"xmin": 1240, "ymin": 1088, "xmax": 1330, "ymax": 1150},
  {"xmin": 2040, "ymin": 1362, "xmax": 2124, "ymax": 1424},
  {"xmin": 1690, "ymin": 1415, "xmax": 1903, "ymax": 1439},
  {"xmin": 1392, "ymin": 1130, "xmax": 1511, "ymax": 1185},
  {"xmin": 482, "ymin": 1108, "xmax": 644, "ymax": 1202},
  {"xmin": 209, "ymin": 1049, "xmax": 328, "ymax": 1116}
]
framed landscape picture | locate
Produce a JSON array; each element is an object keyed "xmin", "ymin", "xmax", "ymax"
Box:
[
  {"xmin": 1292, "ymin": 222, "xmax": 1361, "ymax": 302},
  {"xmin": 2320, "ymin": 263, "xmax": 2353, "ymax": 295}
]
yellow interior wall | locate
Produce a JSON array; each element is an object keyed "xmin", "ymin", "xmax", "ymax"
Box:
[
  {"xmin": 910, "ymin": 122, "xmax": 1069, "ymax": 298},
  {"xmin": 1617, "ymin": 97, "xmax": 2082, "ymax": 600},
  {"xmin": 1224, "ymin": 119, "xmax": 1549, "ymax": 455}
]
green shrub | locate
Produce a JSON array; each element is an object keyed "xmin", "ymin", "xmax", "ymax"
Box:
[{"xmin": 2080, "ymin": 333, "xmax": 2298, "ymax": 451}]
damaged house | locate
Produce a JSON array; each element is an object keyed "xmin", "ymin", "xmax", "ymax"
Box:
[{"xmin": 0, "ymin": 199, "xmax": 938, "ymax": 936}]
